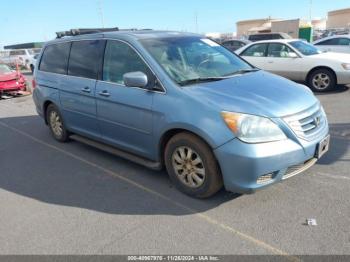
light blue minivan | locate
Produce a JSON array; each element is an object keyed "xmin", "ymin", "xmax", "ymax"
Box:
[{"xmin": 33, "ymin": 29, "xmax": 330, "ymax": 198}]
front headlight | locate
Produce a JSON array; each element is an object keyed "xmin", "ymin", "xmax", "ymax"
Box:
[
  {"xmin": 341, "ymin": 63, "xmax": 350, "ymax": 70},
  {"xmin": 221, "ymin": 112, "xmax": 287, "ymax": 143}
]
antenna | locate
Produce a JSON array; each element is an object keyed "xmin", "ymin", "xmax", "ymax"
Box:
[{"xmin": 97, "ymin": 0, "xmax": 105, "ymax": 28}]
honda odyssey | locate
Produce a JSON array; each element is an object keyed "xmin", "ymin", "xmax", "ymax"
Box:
[{"xmin": 33, "ymin": 29, "xmax": 330, "ymax": 198}]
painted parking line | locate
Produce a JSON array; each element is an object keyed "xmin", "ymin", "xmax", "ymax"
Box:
[{"xmin": 0, "ymin": 120, "xmax": 300, "ymax": 261}]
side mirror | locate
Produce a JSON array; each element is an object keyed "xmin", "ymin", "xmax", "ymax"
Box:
[
  {"xmin": 288, "ymin": 52, "xmax": 298, "ymax": 58},
  {"xmin": 123, "ymin": 71, "xmax": 148, "ymax": 88}
]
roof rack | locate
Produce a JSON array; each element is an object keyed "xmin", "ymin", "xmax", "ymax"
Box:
[
  {"xmin": 55, "ymin": 28, "xmax": 152, "ymax": 38},
  {"xmin": 56, "ymin": 27, "xmax": 120, "ymax": 38}
]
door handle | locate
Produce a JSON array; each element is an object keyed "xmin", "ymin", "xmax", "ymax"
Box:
[
  {"xmin": 98, "ymin": 90, "xmax": 110, "ymax": 97},
  {"xmin": 81, "ymin": 87, "xmax": 91, "ymax": 93}
]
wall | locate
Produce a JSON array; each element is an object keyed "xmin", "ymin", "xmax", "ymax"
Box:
[
  {"xmin": 236, "ymin": 19, "xmax": 272, "ymax": 37},
  {"xmin": 271, "ymin": 19, "xmax": 300, "ymax": 38},
  {"xmin": 327, "ymin": 8, "xmax": 350, "ymax": 29}
]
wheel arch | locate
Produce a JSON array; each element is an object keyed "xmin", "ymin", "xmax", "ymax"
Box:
[
  {"xmin": 158, "ymin": 127, "xmax": 219, "ymax": 166},
  {"xmin": 306, "ymin": 66, "xmax": 337, "ymax": 84}
]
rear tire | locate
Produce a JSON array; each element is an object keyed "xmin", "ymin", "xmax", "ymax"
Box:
[
  {"xmin": 164, "ymin": 132, "xmax": 223, "ymax": 198},
  {"xmin": 307, "ymin": 68, "xmax": 336, "ymax": 92},
  {"xmin": 46, "ymin": 104, "xmax": 69, "ymax": 142}
]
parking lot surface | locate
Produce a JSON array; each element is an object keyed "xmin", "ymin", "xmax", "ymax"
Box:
[{"xmin": 0, "ymin": 76, "xmax": 349, "ymax": 256}]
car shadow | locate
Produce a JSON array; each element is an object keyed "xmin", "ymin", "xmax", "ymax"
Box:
[
  {"xmin": 317, "ymin": 123, "xmax": 350, "ymax": 165},
  {"xmin": 0, "ymin": 115, "xmax": 240, "ymax": 216},
  {"xmin": 315, "ymin": 84, "xmax": 349, "ymax": 95}
]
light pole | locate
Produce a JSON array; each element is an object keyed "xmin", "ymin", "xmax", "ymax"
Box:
[
  {"xmin": 309, "ymin": 0, "xmax": 313, "ymax": 22},
  {"xmin": 97, "ymin": 0, "xmax": 105, "ymax": 28}
]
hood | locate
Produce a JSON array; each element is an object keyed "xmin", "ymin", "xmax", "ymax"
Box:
[
  {"xmin": 0, "ymin": 71, "xmax": 18, "ymax": 82},
  {"xmin": 312, "ymin": 52, "xmax": 350, "ymax": 63},
  {"xmin": 184, "ymin": 71, "xmax": 318, "ymax": 118}
]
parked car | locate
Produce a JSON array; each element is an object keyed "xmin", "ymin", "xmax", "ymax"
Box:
[
  {"xmin": 236, "ymin": 39, "xmax": 350, "ymax": 92},
  {"xmin": 0, "ymin": 64, "xmax": 27, "ymax": 95},
  {"xmin": 29, "ymin": 54, "xmax": 39, "ymax": 73},
  {"xmin": 222, "ymin": 39, "xmax": 251, "ymax": 52},
  {"xmin": 33, "ymin": 29, "xmax": 329, "ymax": 198},
  {"xmin": 248, "ymin": 32, "xmax": 292, "ymax": 42},
  {"xmin": 313, "ymin": 35, "xmax": 350, "ymax": 54},
  {"xmin": 0, "ymin": 49, "xmax": 40, "ymax": 70},
  {"xmin": 320, "ymin": 29, "xmax": 350, "ymax": 39}
]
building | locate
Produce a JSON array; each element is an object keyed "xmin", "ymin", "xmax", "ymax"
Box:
[
  {"xmin": 312, "ymin": 19, "xmax": 327, "ymax": 31},
  {"xmin": 4, "ymin": 42, "xmax": 44, "ymax": 50},
  {"xmin": 237, "ymin": 18, "xmax": 312, "ymax": 39},
  {"xmin": 327, "ymin": 8, "xmax": 350, "ymax": 29},
  {"xmin": 236, "ymin": 18, "xmax": 280, "ymax": 37},
  {"xmin": 271, "ymin": 19, "xmax": 302, "ymax": 38}
]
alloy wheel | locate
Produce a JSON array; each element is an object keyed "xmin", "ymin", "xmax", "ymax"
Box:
[{"xmin": 312, "ymin": 73, "xmax": 330, "ymax": 90}]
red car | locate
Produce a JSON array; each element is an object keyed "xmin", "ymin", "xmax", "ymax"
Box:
[{"xmin": 0, "ymin": 64, "xmax": 27, "ymax": 95}]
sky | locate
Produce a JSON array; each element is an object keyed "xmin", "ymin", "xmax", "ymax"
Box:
[{"xmin": 1, "ymin": 0, "xmax": 350, "ymax": 48}]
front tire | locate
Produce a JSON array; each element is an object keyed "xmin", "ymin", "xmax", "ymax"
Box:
[
  {"xmin": 164, "ymin": 133, "xmax": 223, "ymax": 198},
  {"xmin": 46, "ymin": 104, "xmax": 69, "ymax": 142},
  {"xmin": 307, "ymin": 68, "xmax": 336, "ymax": 92}
]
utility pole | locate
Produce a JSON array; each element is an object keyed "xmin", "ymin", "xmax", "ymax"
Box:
[
  {"xmin": 309, "ymin": 0, "xmax": 313, "ymax": 22},
  {"xmin": 98, "ymin": 0, "xmax": 105, "ymax": 28},
  {"xmin": 195, "ymin": 11, "xmax": 198, "ymax": 33}
]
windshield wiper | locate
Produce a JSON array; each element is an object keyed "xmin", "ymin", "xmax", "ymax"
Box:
[
  {"xmin": 179, "ymin": 69, "xmax": 260, "ymax": 86},
  {"xmin": 179, "ymin": 77, "xmax": 227, "ymax": 86},
  {"xmin": 224, "ymin": 68, "xmax": 260, "ymax": 77}
]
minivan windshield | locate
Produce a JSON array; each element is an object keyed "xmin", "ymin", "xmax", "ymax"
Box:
[
  {"xmin": 289, "ymin": 41, "xmax": 322, "ymax": 56},
  {"xmin": 140, "ymin": 37, "xmax": 254, "ymax": 85}
]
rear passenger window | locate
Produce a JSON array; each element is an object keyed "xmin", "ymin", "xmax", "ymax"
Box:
[
  {"xmin": 267, "ymin": 43, "xmax": 295, "ymax": 57},
  {"xmin": 68, "ymin": 40, "xmax": 105, "ymax": 79},
  {"xmin": 39, "ymin": 43, "xmax": 71, "ymax": 74},
  {"xmin": 242, "ymin": 44, "xmax": 267, "ymax": 57},
  {"xmin": 338, "ymin": 38, "xmax": 350, "ymax": 45},
  {"xmin": 314, "ymin": 37, "xmax": 350, "ymax": 46},
  {"xmin": 103, "ymin": 40, "xmax": 154, "ymax": 88}
]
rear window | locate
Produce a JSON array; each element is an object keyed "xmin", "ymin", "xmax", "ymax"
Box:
[
  {"xmin": 9, "ymin": 50, "xmax": 26, "ymax": 56},
  {"xmin": 249, "ymin": 34, "xmax": 286, "ymax": 41},
  {"xmin": 39, "ymin": 43, "xmax": 71, "ymax": 74},
  {"xmin": 68, "ymin": 40, "xmax": 105, "ymax": 79},
  {"xmin": 249, "ymin": 35, "xmax": 270, "ymax": 41},
  {"xmin": 241, "ymin": 43, "xmax": 268, "ymax": 57},
  {"xmin": 316, "ymin": 38, "xmax": 350, "ymax": 46}
]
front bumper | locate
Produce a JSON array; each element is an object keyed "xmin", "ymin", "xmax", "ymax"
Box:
[
  {"xmin": 214, "ymin": 134, "xmax": 329, "ymax": 194},
  {"xmin": 336, "ymin": 71, "xmax": 350, "ymax": 85},
  {"xmin": 0, "ymin": 83, "xmax": 26, "ymax": 93}
]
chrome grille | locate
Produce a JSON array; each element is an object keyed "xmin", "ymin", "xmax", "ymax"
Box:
[
  {"xmin": 283, "ymin": 103, "xmax": 327, "ymax": 141},
  {"xmin": 283, "ymin": 158, "xmax": 317, "ymax": 180}
]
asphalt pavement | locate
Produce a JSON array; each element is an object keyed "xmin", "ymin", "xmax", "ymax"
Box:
[{"xmin": 0, "ymin": 75, "xmax": 349, "ymax": 256}]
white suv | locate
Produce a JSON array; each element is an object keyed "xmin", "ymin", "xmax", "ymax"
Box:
[
  {"xmin": 313, "ymin": 35, "xmax": 350, "ymax": 54},
  {"xmin": 0, "ymin": 48, "xmax": 41, "ymax": 71}
]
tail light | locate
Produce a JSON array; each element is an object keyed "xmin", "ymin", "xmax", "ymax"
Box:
[{"xmin": 32, "ymin": 78, "xmax": 37, "ymax": 89}]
